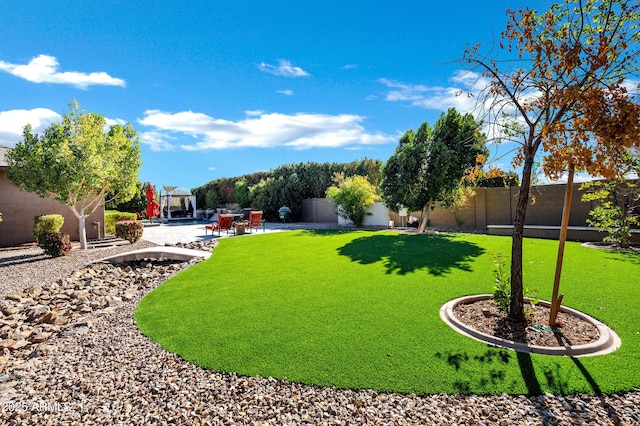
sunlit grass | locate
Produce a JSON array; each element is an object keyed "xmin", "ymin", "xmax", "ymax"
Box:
[{"xmin": 135, "ymin": 230, "xmax": 640, "ymax": 395}]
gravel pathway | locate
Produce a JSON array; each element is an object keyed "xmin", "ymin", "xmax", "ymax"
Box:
[{"xmin": 1, "ymin": 241, "xmax": 639, "ymax": 425}]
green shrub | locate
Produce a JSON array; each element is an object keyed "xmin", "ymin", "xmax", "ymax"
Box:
[
  {"xmin": 106, "ymin": 210, "xmax": 137, "ymax": 235},
  {"xmin": 581, "ymin": 179, "xmax": 639, "ymax": 248},
  {"xmin": 38, "ymin": 232, "xmax": 72, "ymax": 257},
  {"xmin": 326, "ymin": 174, "xmax": 377, "ymax": 228},
  {"xmin": 491, "ymin": 253, "xmax": 511, "ymax": 314},
  {"xmin": 115, "ymin": 220, "xmax": 143, "ymax": 243},
  {"xmin": 33, "ymin": 214, "xmax": 70, "ymax": 256},
  {"xmin": 33, "ymin": 214, "xmax": 65, "ymax": 239}
]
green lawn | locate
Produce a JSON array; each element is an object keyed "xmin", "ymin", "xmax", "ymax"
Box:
[{"xmin": 134, "ymin": 230, "xmax": 640, "ymax": 395}]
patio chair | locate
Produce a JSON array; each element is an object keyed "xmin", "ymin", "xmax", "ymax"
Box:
[
  {"xmin": 246, "ymin": 210, "xmax": 265, "ymax": 233},
  {"xmin": 205, "ymin": 214, "xmax": 235, "ymax": 236}
]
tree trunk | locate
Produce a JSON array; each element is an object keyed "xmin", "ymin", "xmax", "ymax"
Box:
[
  {"xmin": 71, "ymin": 206, "xmax": 89, "ymax": 250},
  {"xmin": 78, "ymin": 213, "xmax": 88, "ymax": 250},
  {"xmin": 417, "ymin": 200, "xmax": 433, "ymax": 233},
  {"xmin": 509, "ymin": 157, "xmax": 535, "ymax": 322}
]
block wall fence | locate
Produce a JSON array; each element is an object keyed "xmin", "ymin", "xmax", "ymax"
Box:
[{"xmin": 303, "ymin": 181, "xmax": 638, "ymax": 236}]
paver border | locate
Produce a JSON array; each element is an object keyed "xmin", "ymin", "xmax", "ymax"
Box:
[{"xmin": 440, "ymin": 294, "xmax": 621, "ymax": 357}]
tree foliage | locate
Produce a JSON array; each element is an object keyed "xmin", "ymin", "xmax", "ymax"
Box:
[
  {"xmin": 235, "ymin": 179, "xmax": 251, "ymax": 208},
  {"xmin": 582, "ymin": 174, "xmax": 640, "ymax": 248},
  {"xmin": 6, "ymin": 102, "xmax": 141, "ymax": 249},
  {"xmin": 476, "ymin": 169, "xmax": 520, "ymax": 187},
  {"xmin": 326, "ymin": 174, "xmax": 378, "ymax": 227},
  {"xmin": 106, "ymin": 180, "xmax": 150, "ymax": 215},
  {"xmin": 463, "ymin": 0, "xmax": 640, "ymax": 320},
  {"xmin": 192, "ymin": 159, "xmax": 383, "ymax": 220},
  {"xmin": 381, "ymin": 108, "xmax": 487, "ymax": 232}
]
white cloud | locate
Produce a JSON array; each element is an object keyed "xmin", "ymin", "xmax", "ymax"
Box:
[
  {"xmin": 0, "ymin": 108, "xmax": 61, "ymax": 146},
  {"xmin": 378, "ymin": 72, "xmax": 534, "ymax": 144},
  {"xmin": 139, "ymin": 130, "xmax": 176, "ymax": 152},
  {"xmin": 208, "ymin": 166, "xmax": 217, "ymax": 171},
  {"xmin": 378, "ymin": 77, "xmax": 477, "ymax": 113},
  {"xmin": 138, "ymin": 110, "xmax": 395, "ymax": 151},
  {"xmin": 342, "ymin": 64, "xmax": 358, "ymax": 70},
  {"xmin": 277, "ymin": 89, "xmax": 294, "ymax": 96},
  {"xmin": 0, "ymin": 54, "xmax": 126, "ymax": 89},
  {"xmin": 258, "ymin": 59, "xmax": 310, "ymax": 77},
  {"xmin": 105, "ymin": 117, "xmax": 127, "ymax": 127}
]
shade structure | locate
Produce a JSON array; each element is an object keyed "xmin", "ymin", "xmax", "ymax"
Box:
[{"xmin": 146, "ymin": 183, "xmax": 160, "ymax": 218}]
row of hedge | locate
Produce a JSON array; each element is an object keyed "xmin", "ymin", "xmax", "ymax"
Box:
[{"xmin": 191, "ymin": 159, "xmax": 384, "ymax": 221}]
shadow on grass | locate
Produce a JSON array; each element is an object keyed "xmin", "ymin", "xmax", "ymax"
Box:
[
  {"xmin": 604, "ymin": 250, "xmax": 640, "ymax": 266},
  {"xmin": 336, "ymin": 233, "xmax": 485, "ymax": 276},
  {"xmin": 434, "ymin": 347, "xmax": 511, "ymax": 393}
]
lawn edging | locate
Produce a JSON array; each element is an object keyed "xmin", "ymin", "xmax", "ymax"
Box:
[{"xmin": 440, "ymin": 294, "xmax": 622, "ymax": 357}]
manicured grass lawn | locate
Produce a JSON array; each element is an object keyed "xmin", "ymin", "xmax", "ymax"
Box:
[{"xmin": 134, "ymin": 230, "xmax": 640, "ymax": 395}]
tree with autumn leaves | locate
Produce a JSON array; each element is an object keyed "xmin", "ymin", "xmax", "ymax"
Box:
[{"xmin": 463, "ymin": 0, "xmax": 640, "ymax": 321}]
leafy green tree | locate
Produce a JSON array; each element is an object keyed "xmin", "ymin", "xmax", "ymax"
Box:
[
  {"xmin": 381, "ymin": 108, "xmax": 487, "ymax": 232},
  {"xmin": 6, "ymin": 102, "xmax": 141, "ymax": 249},
  {"xmin": 106, "ymin": 180, "xmax": 149, "ymax": 214},
  {"xmin": 462, "ymin": 0, "xmax": 640, "ymax": 320},
  {"xmin": 326, "ymin": 174, "xmax": 377, "ymax": 227}
]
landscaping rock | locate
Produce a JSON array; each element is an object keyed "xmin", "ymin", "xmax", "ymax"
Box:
[{"xmin": 0, "ymin": 239, "xmax": 639, "ymax": 424}]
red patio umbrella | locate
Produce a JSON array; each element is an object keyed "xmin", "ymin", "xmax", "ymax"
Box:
[{"xmin": 146, "ymin": 183, "xmax": 160, "ymax": 220}]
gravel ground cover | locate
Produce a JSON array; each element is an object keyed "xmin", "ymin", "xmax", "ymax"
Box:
[{"xmin": 1, "ymin": 240, "xmax": 639, "ymax": 424}]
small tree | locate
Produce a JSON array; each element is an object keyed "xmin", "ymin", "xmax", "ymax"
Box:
[
  {"xmin": 462, "ymin": 0, "xmax": 640, "ymax": 320},
  {"xmin": 326, "ymin": 174, "xmax": 377, "ymax": 228},
  {"xmin": 6, "ymin": 101, "xmax": 141, "ymax": 249},
  {"xmin": 381, "ymin": 108, "xmax": 487, "ymax": 232},
  {"xmin": 447, "ymin": 186, "xmax": 476, "ymax": 229},
  {"xmin": 582, "ymin": 177, "xmax": 640, "ymax": 248}
]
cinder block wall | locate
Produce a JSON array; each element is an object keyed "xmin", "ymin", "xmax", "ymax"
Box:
[
  {"xmin": 302, "ymin": 198, "xmax": 338, "ymax": 223},
  {"xmin": 389, "ymin": 182, "xmax": 631, "ymax": 231}
]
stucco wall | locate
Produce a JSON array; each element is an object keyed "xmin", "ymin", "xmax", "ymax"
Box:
[
  {"xmin": 337, "ymin": 201, "xmax": 389, "ymax": 227},
  {"xmin": 0, "ymin": 169, "xmax": 103, "ymax": 247}
]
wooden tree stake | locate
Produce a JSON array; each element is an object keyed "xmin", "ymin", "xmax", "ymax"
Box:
[{"xmin": 549, "ymin": 163, "xmax": 575, "ymax": 326}]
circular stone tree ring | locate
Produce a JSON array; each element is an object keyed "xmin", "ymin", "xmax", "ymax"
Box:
[{"xmin": 440, "ymin": 294, "xmax": 621, "ymax": 357}]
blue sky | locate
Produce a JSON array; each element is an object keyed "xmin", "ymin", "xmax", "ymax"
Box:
[{"xmin": 0, "ymin": 0, "xmax": 556, "ymax": 191}]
